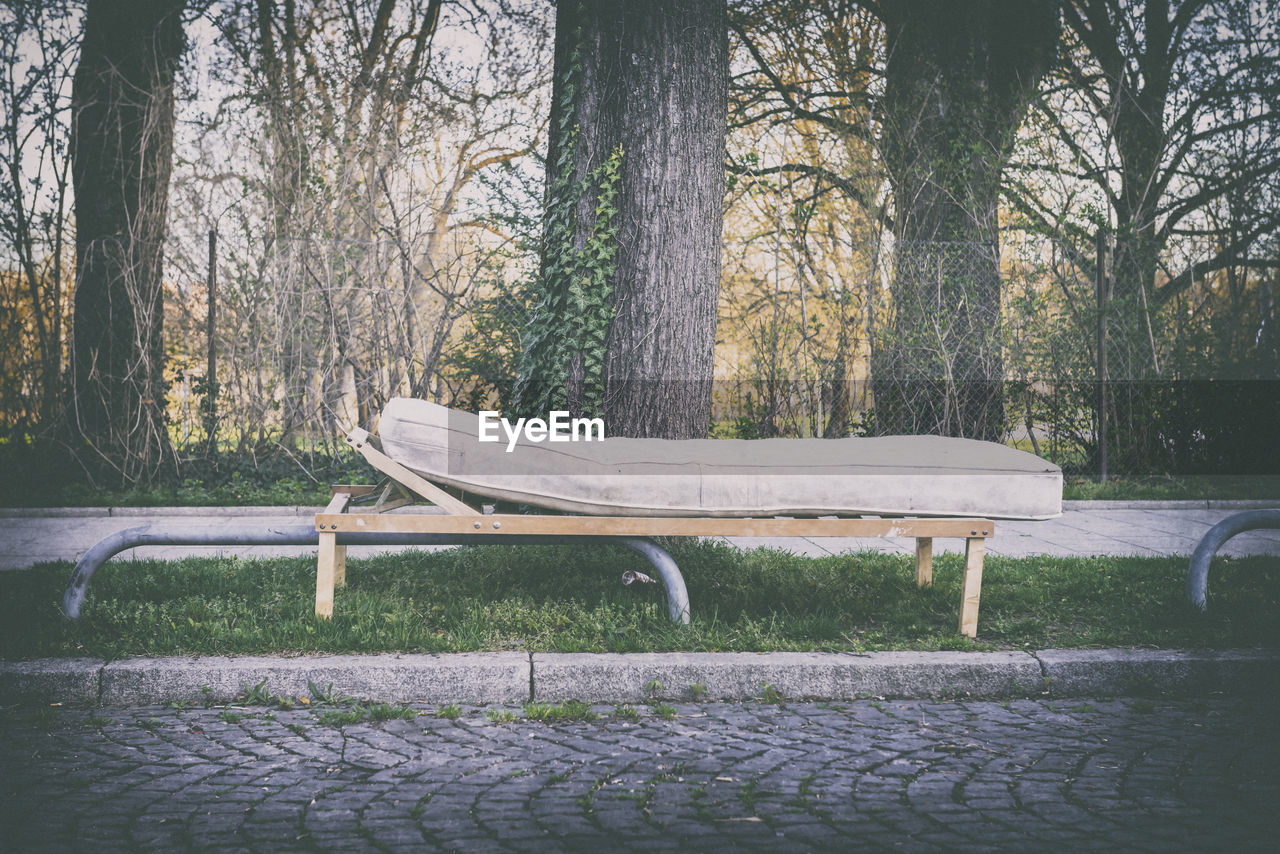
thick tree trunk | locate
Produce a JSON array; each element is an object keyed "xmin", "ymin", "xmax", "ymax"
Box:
[
  {"xmin": 70, "ymin": 0, "xmax": 185, "ymax": 482},
  {"xmin": 535, "ymin": 0, "xmax": 728, "ymax": 439},
  {"xmin": 873, "ymin": 0, "xmax": 1057, "ymax": 441}
]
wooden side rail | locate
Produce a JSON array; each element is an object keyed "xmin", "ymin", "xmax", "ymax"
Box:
[{"xmin": 313, "ymin": 484, "xmax": 994, "ymax": 637}]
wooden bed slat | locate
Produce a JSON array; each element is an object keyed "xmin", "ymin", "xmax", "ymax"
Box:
[{"xmin": 315, "ymin": 511, "xmax": 992, "ymax": 540}]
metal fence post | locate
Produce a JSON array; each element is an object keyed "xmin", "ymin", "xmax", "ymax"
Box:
[
  {"xmin": 204, "ymin": 227, "xmax": 218, "ymax": 451},
  {"xmin": 1096, "ymin": 229, "xmax": 1109, "ymax": 483}
]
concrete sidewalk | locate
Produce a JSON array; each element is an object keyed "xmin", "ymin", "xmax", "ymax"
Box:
[{"xmin": 2, "ymin": 501, "xmax": 1278, "ymax": 570}]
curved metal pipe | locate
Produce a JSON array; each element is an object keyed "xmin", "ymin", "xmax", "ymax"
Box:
[
  {"xmin": 619, "ymin": 538, "xmax": 691, "ymax": 624},
  {"xmin": 1187, "ymin": 509, "xmax": 1280, "ymax": 611},
  {"xmin": 62, "ymin": 524, "xmax": 318, "ymax": 619},
  {"xmin": 61, "ymin": 526, "xmax": 693, "ymax": 626}
]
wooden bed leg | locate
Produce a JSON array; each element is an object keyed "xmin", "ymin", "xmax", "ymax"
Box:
[
  {"xmin": 316, "ymin": 532, "xmax": 337, "ymax": 618},
  {"xmin": 959, "ymin": 537, "xmax": 985, "ymax": 638},
  {"xmin": 915, "ymin": 538, "xmax": 933, "ymax": 588},
  {"xmin": 333, "ymin": 544, "xmax": 347, "ymax": 589}
]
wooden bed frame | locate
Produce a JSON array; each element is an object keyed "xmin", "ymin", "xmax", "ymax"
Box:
[{"xmin": 317, "ymin": 428, "xmax": 996, "ymax": 638}]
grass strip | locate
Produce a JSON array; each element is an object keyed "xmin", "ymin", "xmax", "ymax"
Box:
[
  {"xmin": 1061, "ymin": 474, "xmax": 1280, "ymax": 501},
  {"xmin": 1, "ymin": 540, "xmax": 1276, "ymax": 660}
]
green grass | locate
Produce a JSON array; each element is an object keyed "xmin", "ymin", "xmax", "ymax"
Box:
[
  {"xmin": 366, "ymin": 702, "xmax": 418, "ymax": 722},
  {"xmin": 315, "ymin": 708, "xmax": 366, "ymax": 727},
  {"xmin": 1, "ymin": 540, "xmax": 1276, "ymax": 660},
  {"xmin": 244, "ymin": 685, "xmax": 421, "ymax": 726},
  {"xmin": 760, "ymin": 683, "xmax": 786, "ymax": 705},
  {"xmin": 28, "ymin": 476, "xmax": 339, "ymax": 509},
  {"xmin": 486, "ymin": 707, "xmax": 519, "ymax": 723},
  {"xmin": 649, "ymin": 702, "xmax": 678, "ymax": 719},
  {"xmin": 0, "ymin": 440, "xmax": 366, "ymax": 508},
  {"xmin": 1062, "ymin": 474, "xmax": 1280, "ymax": 501}
]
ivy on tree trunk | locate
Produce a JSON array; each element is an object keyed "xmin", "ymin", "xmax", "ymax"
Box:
[{"xmin": 518, "ymin": 0, "xmax": 729, "ymax": 439}]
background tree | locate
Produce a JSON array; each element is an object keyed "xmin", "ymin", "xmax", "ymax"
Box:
[
  {"xmin": 872, "ymin": 0, "xmax": 1059, "ymax": 440},
  {"xmin": 515, "ymin": 0, "xmax": 729, "ymax": 438},
  {"xmin": 167, "ymin": 0, "xmax": 549, "ymax": 453},
  {"xmin": 0, "ymin": 0, "xmax": 79, "ymax": 436},
  {"xmin": 241, "ymin": 0, "xmax": 447, "ymax": 437},
  {"xmin": 1008, "ymin": 0, "xmax": 1280, "ymax": 471},
  {"xmin": 724, "ymin": 0, "xmax": 887, "ymax": 440},
  {"xmin": 729, "ymin": 0, "xmax": 1058, "ymax": 441},
  {"xmin": 69, "ymin": 0, "xmax": 186, "ymax": 483}
]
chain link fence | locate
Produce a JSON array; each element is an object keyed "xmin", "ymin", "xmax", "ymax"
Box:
[
  {"xmin": 164, "ymin": 233, "xmax": 494, "ymax": 459},
  {"xmin": 711, "ymin": 233, "xmax": 1278, "ymax": 476},
  {"xmin": 1004, "ymin": 231, "xmax": 1280, "ymax": 477},
  {"xmin": 5, "ymin": 229, "xmax": 1275, "ymax": 484},
  {"xmin": 870, "ymin": 240, "xmax": 1005, "ymax": 441}
]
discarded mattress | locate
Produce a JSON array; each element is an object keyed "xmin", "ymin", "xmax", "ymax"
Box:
[{"xmin": 376, "ymin": 398, "xmax": 1062, "ymax": 520}]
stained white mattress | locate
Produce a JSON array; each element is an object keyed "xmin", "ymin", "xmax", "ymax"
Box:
[{"xmin": 376, "ymin": 398, "xmax": 1062, "ymax": 520}]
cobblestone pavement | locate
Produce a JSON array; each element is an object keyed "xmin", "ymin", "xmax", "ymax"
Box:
[{"xmin": 2, "ymin": 698, "xmax": 1277, "ymax": 852}]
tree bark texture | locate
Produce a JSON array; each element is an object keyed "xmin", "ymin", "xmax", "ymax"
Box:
[
  {"xmin": 70, "ymin": 0, "xmax": 185, "ymax": 482},
  {"xmin": 545, "ymin": 0, "xmax": 728, "ymax": 438},
  {"xmin": 872, "ymin": 0, "xmax": 1057, "ymax": 441}
]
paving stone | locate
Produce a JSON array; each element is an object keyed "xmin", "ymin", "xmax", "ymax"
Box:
[{"xmin": 3, "ymin": 697, "xmax": 1278, "ymax": 850}]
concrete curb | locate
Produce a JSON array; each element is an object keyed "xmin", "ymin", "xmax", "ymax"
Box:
[
  {"xmin": 531, "ymin": 651, "xmax": 1042, "ymax": 702},
  {"xmin": 3, "ymin": 649, "xmax": 1277, "ymax": 707},
  {"xmin": 1034, "ymin": 648, "xmax": 1280, "ymax": 697},
  {"xmin": 98, "ymin": 653, "xmax": 530, "ymax": 706},
  {"xmin": 0, "ymin": 658, "xmax": 102, "ymax": 705}
]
